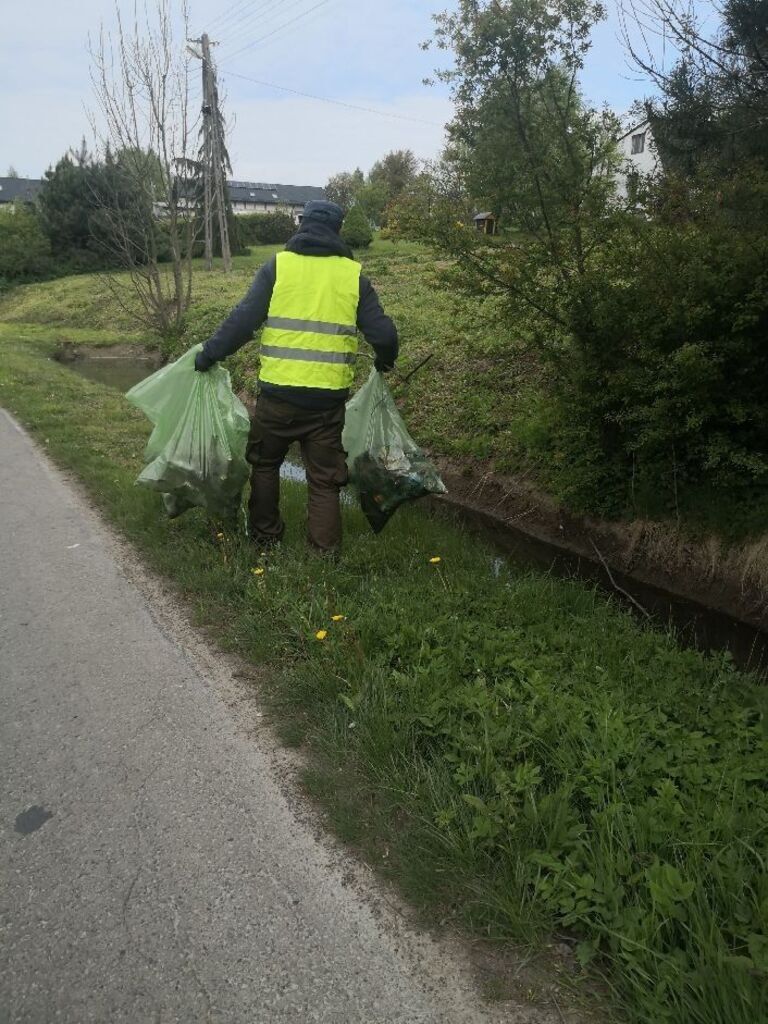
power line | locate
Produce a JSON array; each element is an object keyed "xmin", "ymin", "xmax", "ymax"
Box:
[
  {"xmin": 209, "ymin": 0, "xmax": 283, "ymax": 42},
  {"xmin": 222, "ymin": 0, "xmax": 334, "ymax": 62},
  {"xmin": 214, "ymin": 0, "xmax": 286, "ymax": 49},
  {"xmin": 218, "ymin": 0, "xmax": 326, "ymax": 62},
  {"xmin": 207, "ymin": 0, "xmax": 264, "ymax": 33},
  {"xmin": 219, "ymin": 68, "xmax": 446, "ymax": 127},
  {"xmin": 216, "ymin": 0, "xmax": 306, "ymax": 55}
]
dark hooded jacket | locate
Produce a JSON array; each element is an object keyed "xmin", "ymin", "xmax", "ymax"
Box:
[{"xmin": 199, "ymin": 221, "xmax": 399, "ymax": 409}]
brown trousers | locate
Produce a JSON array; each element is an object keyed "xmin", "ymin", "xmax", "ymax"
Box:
[{"xmin": 246, "ymin": 395, "xmax": 348, "ymax": 552}]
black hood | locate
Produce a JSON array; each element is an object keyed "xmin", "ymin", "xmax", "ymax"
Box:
[{"xmin": 285, "ymin": 221, "xmax": 354, "ymax": 260}]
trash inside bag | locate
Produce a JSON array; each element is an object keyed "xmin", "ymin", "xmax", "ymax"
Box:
[
  {"xmin": 126, "ymin": 345, "xmax": 250, "ymax": 522},
  {"xmin": 342, "ymin": 368, "xmax": 446, "ymax": 533}
]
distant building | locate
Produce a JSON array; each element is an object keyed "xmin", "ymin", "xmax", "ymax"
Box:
[
  {"xmin": 0, "ymin": 177, "xmax": 44, "ymax": 209},
  {"xmin": 0, "ymin": 175, "xmax": 325, "ymax": 224},
  {"xmin": 614, "ymin": 120, "xmax": 660, "ymax": 200},
  {"xmin": 227, "ymin": 181, "xmax": 326, "ymax": 222}
]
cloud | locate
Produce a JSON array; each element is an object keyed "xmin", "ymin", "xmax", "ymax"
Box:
[
  {"xmin": 0, "ymin": 89, "xmax": 92, "ymax": 177},
  {"xmin": 225, "ymin": 89, "xmax": 452, "ymax": 184},
  {"xmin": 0, "ymin": 0, "xmax": 650, "ymax": 182}
]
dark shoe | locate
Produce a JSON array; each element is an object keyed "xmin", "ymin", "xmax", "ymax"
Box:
[
  {"xmin": 308, "ymin": 542, "xmax": 340, "ymax": 563},
  {"xmin": 249, "ymin": 534, "xmax": 282, "ymax": 551}
]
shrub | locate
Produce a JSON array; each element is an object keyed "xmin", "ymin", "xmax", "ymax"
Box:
[
  {"xmin": 341, "ymin": 204, "xmax": 373, "ymax": 249},
  {"xmin": 546, "ymin": 218, "xmax": 768, "ymax": 518},
  {"xmin": 0, "ymin": 205, "xmax": 52, "ymax": 281},
  {"xmin": 237, "ymin": 210, "xmax": 296, "ymax": 246},
  {"xmin": 181, "ymin": 299, "xmax": 234, "ymax": 350}
]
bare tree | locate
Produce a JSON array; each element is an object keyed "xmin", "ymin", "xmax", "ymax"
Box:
[
  {"xmin": 89, "ymin": 0, "xmax": 199, "ymax": 339},
  {"xmin": 618, "ymin": 0, "xmax": 768, "ymax": 99}
]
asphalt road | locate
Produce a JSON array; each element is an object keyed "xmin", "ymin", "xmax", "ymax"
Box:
[{"xmin": 0, "ymin": 410, "xmax": 560, "ymax": 1024}]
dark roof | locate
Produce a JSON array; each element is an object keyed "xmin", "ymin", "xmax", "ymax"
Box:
[
  {"xmin": 617, "ymin": 119, "xmax": 650, "ymax": 142},
  {"xmin": 0, "ymin": 177, "xmax": 43, "ymax": 203},
  {"xmin": 227, "ymin": 181, "xmax": 325, "ymax": 206}
]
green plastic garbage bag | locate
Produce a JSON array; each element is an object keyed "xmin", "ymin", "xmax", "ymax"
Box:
[
  {"xmin": 342, "ymin": 368, "xmax": 446, "ymax": 533},
  {"xmin": 126, "ymin": 345, "xmax": 250, "ymax": 521}
]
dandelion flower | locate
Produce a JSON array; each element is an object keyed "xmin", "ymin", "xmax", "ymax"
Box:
[
  {"xmin": 429, "ymin": 556, "xmax": 442, "ymax": 564},
  {"xmin": 315, "ymin": 629, "xmax": 328, "ymax": 641},
  {"xmin": 331, "ymin": 614, "xmax": 346, "ymax": 622},
  {"xmin": 251, "ymin": 567, "xmax": 265, "ymax": 576},
  {"xmin": 216, "ymin": 532, "xmax": 225, "ymax": 539}
]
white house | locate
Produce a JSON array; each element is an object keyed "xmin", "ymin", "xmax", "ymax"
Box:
[{"xmin": 614, "ymin": 120, "xmax": 660, "ymax": 199}]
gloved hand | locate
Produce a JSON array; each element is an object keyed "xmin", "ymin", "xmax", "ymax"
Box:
[
  {"xmin": 195, "ymin": 351, "xmax": 215, "ymax": 373},
  {"xmin": 374, "ymin": 357, "xmax": 395, "ymax": 374}
]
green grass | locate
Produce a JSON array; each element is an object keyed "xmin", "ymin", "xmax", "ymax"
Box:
[
  {"xmin": 1, "ymin": 334, "xmax": 767, "ymax": 1024},
  {"xmin": 2, "ymin": 238, "xmax": 767, "ymax": 544}
]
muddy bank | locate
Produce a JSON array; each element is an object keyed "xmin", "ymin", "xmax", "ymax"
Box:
[{"xmin": 432, "ymin": 458, "xmax": 768, "ymax": 637}]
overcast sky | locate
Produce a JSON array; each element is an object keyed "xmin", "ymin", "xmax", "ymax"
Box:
[{"xmin": 1, "ymin": 0, "xmax": 653, "ymax": 185}]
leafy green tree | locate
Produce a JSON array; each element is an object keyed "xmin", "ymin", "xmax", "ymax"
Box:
[
  {"xmin": 353, "ymin": 180, "xmax": 388, "ymax": 227},
  {"xmin": 0, "ymin": 204, "xmax": 51, "ymax": 281},
  {"xmin": 409, "ymin": 0, "xmax": 768, "ymax": 517},
  {"xmin": 38, "ymin": 146, "xmax": 97, "ymax": 256},
  {"xmin": 367, "ymin": 149, "xmax": 419, "ymax": 225},
  {"xmin": 368, "ymin": 149, "xmax": 418, "ymax": 196},
  {"xmin": 341, "ymin": 204, "xmax": 373, "ymax": 248},
  {"xmin": 416, "ymin": 0, "xmax": 619, "ymax": 360},
  {"xmin": 325, "ymin": 168, "xmax": 365, "ymax": 212},
  {"xmin": 326, "ymin": 152, "xmax": 419, "ymax": 226}
]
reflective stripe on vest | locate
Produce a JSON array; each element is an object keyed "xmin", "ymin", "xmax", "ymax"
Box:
[
  {"xmin": 265, "ymin": 316, "xmax": 357, "ymax": 337},
  {"xmin": 260, "ymin": 345, "xmax": 357, "ymax": 365},
  {"xmin": 259, "ymin": 251, "xmax": 361, "ymax": 391}
]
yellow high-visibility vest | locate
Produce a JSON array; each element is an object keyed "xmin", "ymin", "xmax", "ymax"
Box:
[{"xmin": 259, "ymin": 250, "xmax": 361, "ymax": 390}]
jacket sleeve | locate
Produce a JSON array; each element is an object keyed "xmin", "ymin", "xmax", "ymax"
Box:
[
  {"xmin": 357, "ymin": 275, "xmax": 398, "ymax": 367},
  {"xmin": 201, "ymin": 257, "xmax": 277, "ymax": 365}
]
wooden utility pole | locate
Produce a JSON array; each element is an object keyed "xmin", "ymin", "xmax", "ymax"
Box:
[{"xmin": 192, "ymin": 33, "xmax": 232, "ymax": 272}]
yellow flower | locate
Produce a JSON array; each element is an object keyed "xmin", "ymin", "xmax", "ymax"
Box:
[
  {"xmin": 315, "ymin": 630, "xmax": 328, "ymax": 641},
  {"xmin": 429, "ymin": 556, "xmax": 442, "ymax": 564},
  {"xmin": 331, "ymin": 614, "xmax": 346, "ymax": 622},
  {"xmin": 251, "ymin": 567, "xmax": 265, "ymax": 576},
  {"xmin": 216, "ymin": 532, "xmax": 225, "ymax": 539}
]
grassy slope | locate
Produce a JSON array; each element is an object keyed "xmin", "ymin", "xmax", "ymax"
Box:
[
  {"xmin": 0, "ymin": 241, "xmax": 525, "ymax": 462},
  {"xmin": 1, "ymin": 331, "xmax": 767, "ymax": 1024},
  {"xmin": 4, "ymin": 241, "xmax": 766, "ymax": 545}
]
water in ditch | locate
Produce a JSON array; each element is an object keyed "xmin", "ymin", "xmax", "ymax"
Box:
[{"xmin": 63, "ymin": 354, "xmax": 160, "ymax": 393}]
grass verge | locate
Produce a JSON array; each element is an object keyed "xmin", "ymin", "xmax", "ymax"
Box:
[{"xmin": 2, "ymin": 335, "xmax": 768, "ymax": 1024}]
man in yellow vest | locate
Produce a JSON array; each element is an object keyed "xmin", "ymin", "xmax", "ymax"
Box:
[{"xmin": 194, "ymin": 200, "xmax": 398, "ymax": 553}]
